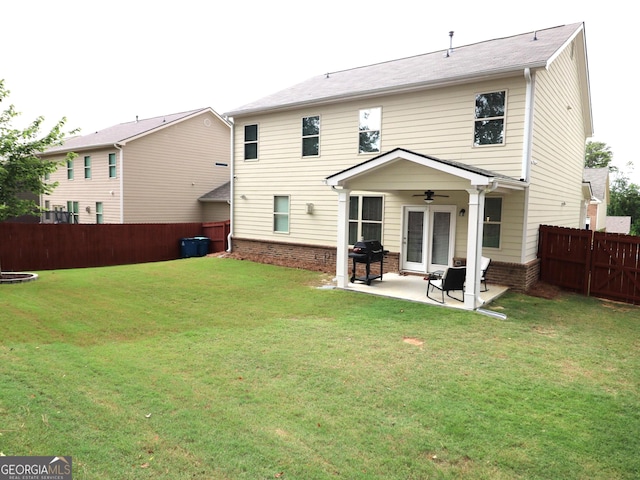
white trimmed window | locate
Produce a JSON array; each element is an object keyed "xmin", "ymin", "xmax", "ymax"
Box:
[
  {"xmin": 244, "ymin": 124, "xmax": 258, "ymax": 160},
  {"xmin": 67, "ymin": 160, "xmax": 74, "ymax": 180},
  {"xmin": 349, "ymin": 195, "xmax": 383, "ymax": 245},
  {"xmin": 108, "ymin": 153, "xmax": 117, "ymax": 178},
  {"xmin": 96, "ymin": 202, "xmax": 104, "ymax": 224},
  {"xmin": 67, "ymin": 201, "xmax": 79, "ymax": 224},
  {"xmin": 273, "ymin": 196, "xmax": 290, "ymax": 233},
  {"xmin": 302, "ymin": 116, "xmax": 320, "ymax": 157},
  {"xmin": 474, "ymin": 91, "xmax": 506, "ymax": 146},
  {"xmin": 358, "ymin": 108, "xmax": 381, "ymax": 153},
  {"xmin": 482, "ymin": 197, "xmax": 503, "ymax": 248},
  {"xmin": 84, "ymin": 156, "xmax": 91, "ymax": 179}
]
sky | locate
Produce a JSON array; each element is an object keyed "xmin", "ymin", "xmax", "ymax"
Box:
[{"xmin": 2, "ymin": 0, "xmax": 638, "ymax": 184}]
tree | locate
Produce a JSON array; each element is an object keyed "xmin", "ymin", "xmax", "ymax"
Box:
[
  {"xmin": 609, "ymin": 176, "xmax": 640, "ymax": 236},
  {"xmin": 0, "ymin": 79, "xmax": 77, "ymax": 222},
  {"xmin": 584, "ymin": 141, "xmax": 616, "ymax": 172}
]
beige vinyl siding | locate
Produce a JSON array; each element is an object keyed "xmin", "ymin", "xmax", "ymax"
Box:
[
  {"xmin": 43, "ymin": 147, "xmax": 122, "ymax": 224},
  {"xmin": 123, "ymin": 111, "xmax": 230, "ymax": 223},
  {"xmin": 524, "ymin": 38, "xmax": 589, "ymax": 260},
  {"xmin": 233, "ymin": 78, "xmax": 528, "ymax": 252}
]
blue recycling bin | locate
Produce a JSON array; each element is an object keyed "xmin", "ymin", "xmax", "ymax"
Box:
[
  {"xmin": 194, "ymin": 236, "xmax": 211, "ymax": 256},
  {"xmin": 180, "ymin": 238, "xmax": 198, "ymax": 258}
]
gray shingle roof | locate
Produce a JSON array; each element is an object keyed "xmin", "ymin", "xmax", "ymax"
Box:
[
  {"xmin": 44, "ymin": 108, "xmax": 211, "ymax": 154},
  {"xmin": 199, "ymin": 181, "xmax": 230, "ymax": 202},
  {"xmin": 583, "ymin": 167, "xmax": 609, "ymax": 201},
  {"xmin": 226, "ymin": 23, "xmax": 584, "ymax": 117}
]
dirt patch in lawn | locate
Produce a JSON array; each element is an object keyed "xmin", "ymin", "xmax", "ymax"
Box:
[{"xmin": 525, "ymin": 281, "xmax": 561, "ymax": 299}]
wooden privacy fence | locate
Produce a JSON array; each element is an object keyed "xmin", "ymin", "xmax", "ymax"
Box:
[
  {"xmin": 0, "ymin": 221, "xmax": 230, "ymax": 272},
  {"xmin": 538, "ymin": 225, "xmax": 640, "ymax": 305}
]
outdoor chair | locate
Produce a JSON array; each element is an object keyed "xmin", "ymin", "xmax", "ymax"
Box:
[
  {"xmin": 480, "ymin": 256, "xmax": 491, "ymax": 292},
  {"xmin": 426, "ymin": 266, "xmax": 466, "ymax": 303}
]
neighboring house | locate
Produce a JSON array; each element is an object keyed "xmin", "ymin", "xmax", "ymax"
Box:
[
  {"xmin": 224, "ymin": 23, "xmax": 593, "ymax": 310},
  {"xmin": 606, "ymin": 216, "xmax": 631, "ymax": 234},
  {"xmin": 583, "ymin": 167, "xmax": 609, "ymax": 231},
  {"xmin": 40, "ymin": 108, "xmax": 231, "ymax": 224}
]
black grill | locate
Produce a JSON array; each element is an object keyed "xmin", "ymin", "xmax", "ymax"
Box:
[{"xmin": 349, "ymin": 240, "xmax": 388, "ymax": 285}]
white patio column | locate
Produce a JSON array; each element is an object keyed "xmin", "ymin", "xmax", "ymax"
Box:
[
  {"xmin": 464, "ymin": 189, "xmax": 486, "ymax": 309},
  {"xmin": 335, "ymin": 188, "xmax": 351, "ymax": 288}
]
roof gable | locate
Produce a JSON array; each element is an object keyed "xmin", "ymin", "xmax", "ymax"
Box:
[
  {"xmin": 583, "ymin": 167, "xmax": 609, "ymax": 201},
  {"xmin": 227, "ymin": 23, "xmax": 586, "ymax": 117},
  {"xmin": 44, "ymin": 107, "xmax": 229, "ymax": 154}
]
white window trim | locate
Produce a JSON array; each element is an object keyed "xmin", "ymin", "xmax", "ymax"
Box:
[
  {"xmin": 473, "ymin": 90, "xmax": 507, "ymax": 147},
  {"xmin": 358, "ymin": 107, "xmax": 382, "ymax": 154},
  {"xmin": 244, "ymin": 123, "xmax": 259, "ymax": 161},
  {"xmin": 349, "ymin": 194, "xmax": 384, "ymax": 245},
  {"xmin": 273, "ymin": 195, "xmax": 290, "ymax": 234},
  {"xmin": 482, "ymin": 196, "xmax": 503, "ymax": 249},
  {"xmin": 302, "ymin": 115, "xmax": 320, "ymax": 157}
]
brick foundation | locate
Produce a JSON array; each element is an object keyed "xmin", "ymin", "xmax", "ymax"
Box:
[{"xmin": 230, "ymin": 238, "xmax": 537, "ymax": 292}]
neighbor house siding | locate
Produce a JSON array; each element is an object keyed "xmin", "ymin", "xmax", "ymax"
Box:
[
  {"xmin": 123, "ymin": 112, "xmax": 230, "ymax": 223},
  {"xmin": 44, "ymin": 147, "xmax": 122, "ymax": 224},
  {"xmin": 233, "ymin": 77, "xmax": 527, "ymax": 253},
  {"xmin": 525, "ymin": 37, "xmax": 589, "ymax": 260}
]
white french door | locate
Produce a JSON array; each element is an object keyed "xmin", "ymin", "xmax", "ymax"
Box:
[{"xmin": 401, "ymin": 205, "xmax": 456, "ymax": 273}]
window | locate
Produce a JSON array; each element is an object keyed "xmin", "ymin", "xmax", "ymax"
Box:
[
  {"xmin": 67, "ymin": 160, "xmax": 74, "ymax": 180},
  {"xmin": 482, "ymin": 197, "xmax": 502, "ymax": 248},
  {"xmin": 302, "ymin": 116, "xmax": 320, "ymax": 157},
  {"xmin": 96, "ymin": 202, "xmax": 103, "ymax": 224},
  {"xmin": 84, "ymin": 156, "xmax": 91, "ymax": 179},
  {"xmin": 108, "ymin": 153, "xmax": 117, "ymax": 178},
  {"xmin": 359, "ymin": 108, "xmax": 381, "ymax": 153},
  {"xmin": 67, "ymin": 201, "xmax": 79, "ymax": 224},
  {"xmin": 273, "ymin": 196, "xmax": 289, "ymax": 233},
  {"xmin": 349, "ymin": 195, "xmax": 383, "ymax": 244},
  {"xmin": 244, "ymin": 124, "xmax": 258, "ymax": 160},
  {"xmin": 474, "ymin": 91, "xmax": 506, "ymax": 145},
  {"xmin": 44, "ymin": 200, "xmax": 51, "ymax": 221}
]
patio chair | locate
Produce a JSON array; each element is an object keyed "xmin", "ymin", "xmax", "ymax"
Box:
[
  {"xmin": 480, "ymin": 256, "xmax": 491, "ymax": 292},
  {"xmin": 426, "ymin": 266, "xmax": 466, "ymax": 303}
]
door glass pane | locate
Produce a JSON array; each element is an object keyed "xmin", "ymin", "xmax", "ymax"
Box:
[
  {"xmin": 431, "ymin": 212, "xmax": 451, "ymax": 265},
  {"xmin": 407, "ymin": 211, "xmax": 424, "ymax": 263}
]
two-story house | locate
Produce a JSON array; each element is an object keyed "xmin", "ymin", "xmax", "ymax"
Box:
[
  {"xmin": 40, "ymin": 108, "xmax": 231, "ymax": 224},
  {"xmin": 224, "ymin": 23, "xmax": 593, "ymax": 310}
]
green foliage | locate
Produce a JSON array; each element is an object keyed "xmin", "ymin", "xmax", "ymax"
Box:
[
  {"xmin": 0, "ymin": 79, "xmax": 78, "ymax": 221},
  {"xmin": 609, "ymin": 176, "xmax": 640, "ymax": 235},
  {"xmin": 1, "ymin": 258, "xmax": 639, "ymax": 479},
  {"xmin": 584, "ymin": 140, "xmax": 615, "ymax": 171}
]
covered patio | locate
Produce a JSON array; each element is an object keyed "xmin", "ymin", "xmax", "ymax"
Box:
[{"xmin": 340, "ymin": 273, "xmax": 509, "ymax": 309}]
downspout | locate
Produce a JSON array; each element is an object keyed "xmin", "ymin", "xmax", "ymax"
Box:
[
  {"xmin": 520, "ymin": 68, "xmax": 535, "ymax": 264},
  {"xmin": 114, "ymin": 143, "xmax": 124, "ymax": 223},
  {"xmin": 521, "ymin": 68, "xmax": 535, "ymax": 182},
  {"xmin": 226, "ymin": 118, "xmax": 235, "ymax": 252}
]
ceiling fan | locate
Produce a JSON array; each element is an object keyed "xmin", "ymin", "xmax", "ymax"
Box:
[{"xmin": 413, "ymin": 190, "xmax": 449, "ymax": 204}]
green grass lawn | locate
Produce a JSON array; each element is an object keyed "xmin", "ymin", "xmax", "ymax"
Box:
[{"xmin": 1, "ymin": 257, "xmax": 638, "ymax": 479}]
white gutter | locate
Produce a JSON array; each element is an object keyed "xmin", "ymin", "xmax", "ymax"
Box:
[
  {"xmin": 521, "ymin": 68, "xmax": 535, "ymax": 182},
  {"xmin": 226, "ymin": 118, "xmax": 235, "ymax": 252},
  {"xmin": 114, "ymin": 143, "xmax": 124, "ymax": 223}
]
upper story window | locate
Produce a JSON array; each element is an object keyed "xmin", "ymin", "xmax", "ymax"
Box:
[
  {"xmin": 482, "ymin": 197, "xmax": 503, "ymax": 248},
  {"xmin": 244, "ymin": 124, "xmax": 258, "ymax": 160},
  {"xmin": 302, "ymin": 116, "xmax": 320, "ymax": 157},
  {"xmin": 67, "ymin": 160, "xmax": 74, "ymax": 180},
  {"xmin": 108, "ymin": 153, "xmax": 117, "ymax": 178},
  {"xmin": 359, "ymin": 107, "xmax": 381, "ymax": 153},
  {"xmin": 349, "ymin": 195, "xmax": 383, "ymax": 245},
  {"xmin": 474, "ymin": 91, "xmax": 506, "ymax": 146},
  {"xmin": 273, "ymin": 195, "xmax": 290, "ymax": 233},
  {"xmin": 84, "ymin": 156, "xmax": 91, "ymax": 179}
]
